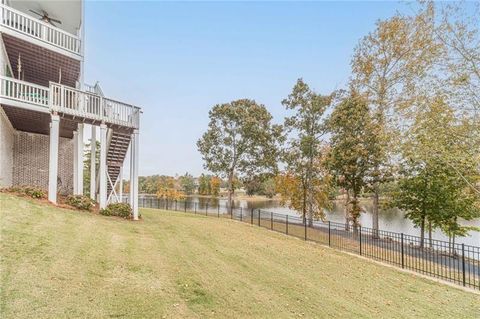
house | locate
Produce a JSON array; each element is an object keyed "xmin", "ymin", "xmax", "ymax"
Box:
[{"xmin": 0, "ymin": 0, "xmax": 141, "ymax": 219}]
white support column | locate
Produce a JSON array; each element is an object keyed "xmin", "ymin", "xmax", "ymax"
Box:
[
  {"xmin": 73, "ymin": 131, "xmax": 78, "ymax": 194},
  {"xmin": 131, "ymin": 129, "xmax": 139, "ymax": 220},
  {"xmin": 77, "ymin": 123, "xmax": 84, "ymax": 195},
  {"xmin": 129, "ymin": 141, "xmax": 134, "ymax": 208},
  {"xmin": 90, "ymin": 125, "xmax": 96, "ymax": 200},
  {"xmin": 48, "ymin": 114, "xmax": 60, "ymax": 204},
  {"xmin": 99, "ymin": 124, "xmax": 107, "ymax": 209},
  {"xmin": 119, "ymin": 167, "xmax": 123, "ymax": 203}
]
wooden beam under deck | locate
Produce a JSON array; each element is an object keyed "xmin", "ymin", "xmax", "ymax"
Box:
[{"xmin": 2, "ymin": 33, "xmax": 80, "ymax": 88}]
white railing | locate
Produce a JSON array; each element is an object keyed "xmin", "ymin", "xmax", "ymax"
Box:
[
  {"xmin": 50, "ymin": 82, "xmax": 103, "ymax": 121},
  {"xmin": 0, "ymin": 4, "xmax": 81, "ymax": 55},
  {"xmin": 0, "ymin": 76, "xmax": 140, "ymax": 128},
  {"xmin": 0, "ymin": 75, "xmax": 49, "ymax": 107},
  {"xmin": 50, "ymin": 82, "xmax": 140, "ymax": 128},
  {"xmin": 0, "ymin": 76, "xmax": 139, "ymax": 128},
  {"xmin": 85, "ymin": 82, "xmax": 104, "ymax": 97}
]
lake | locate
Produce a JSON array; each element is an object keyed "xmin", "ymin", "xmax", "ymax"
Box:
[{"xmin": 173, "ymin": 196, "xmax": 480, "ymax": 247}]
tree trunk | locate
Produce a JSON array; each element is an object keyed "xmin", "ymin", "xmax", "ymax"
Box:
[
  {"xmin": 352, "ymin": 196, "xmax": 359, "ymax": 238},
  {"xmin": 428, "ymin": 220, "xmax": 432, "ymax": 249},
  {"xmin": 451, "ymin": 234, "xmax": 456, "ymax": 257},
  {"xmin": 372, "ymin": 186, "xmax": 379, "ymax": 239},
  {"xmin": 344, "ymin": 190, "xmax": 350, "ymax": 231},
  {"xmin": 302, "ymin": 185, "xmax": 307, "ymax": 225},
  {"xmin": 420, "ymin": 216, "xmax": 425, "ymax": 248},
  {"xmin": 227, "ymin": 172, "xmax": 234, "ymax": 215}
]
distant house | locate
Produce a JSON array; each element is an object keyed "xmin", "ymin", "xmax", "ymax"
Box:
[{"xmin": 0, "ymin": 0, "xmax": 142, "ymax": 219}]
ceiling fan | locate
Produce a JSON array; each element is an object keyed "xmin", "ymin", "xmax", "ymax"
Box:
[{"xmin": 29, "ymin": 9, "xmax": 62, "ymax": 27}]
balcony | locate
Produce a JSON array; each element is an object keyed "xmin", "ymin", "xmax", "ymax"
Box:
[
  {"xmin": 0, "ymin": 76, "xmax": 140, "ymax": 129},
  {"xmin": 0, "ymin": 4, "xmax": 81, "ymax": 59}
]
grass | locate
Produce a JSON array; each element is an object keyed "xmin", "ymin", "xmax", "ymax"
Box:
[
  {"xmin": 1, "ymin": 193, "xmax": 479, "ymax": 318},
  {"xmin": 252, "ymin": 218, "xmax": 480, "ymax": 288}
]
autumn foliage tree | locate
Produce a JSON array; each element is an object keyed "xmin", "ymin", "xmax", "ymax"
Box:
[
  {"xmin": 210, "ymin": 176, "xmax": 221, "ymax": 197},
  {"xmin": 279, "ymin": 79, "xmax": 332, "ymax": 225},
  {"xmin": 197, "ymin": 99, "xmax": 281, "ymax": 212},
  {"xmin": 327, "ymin": 93, "xmax": 380, "ymax": 234},
  {"xmin": 394, "ymin": 97, "xmax": 479, "ymax": 249},
  {"xmin": 276, "ymin": 153, "xmax": 332, "ymax": 223},
  {"xmin": 351, "ymin": 7, "xmax": 439, "ymax": 235},
  {"xmin": 156, "ymin": 176, "xmax": 185, "ymax": 201}
]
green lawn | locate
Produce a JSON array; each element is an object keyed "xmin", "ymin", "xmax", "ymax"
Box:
[{"xmin": 1, "ymin": 194, "xmax": 479, "ymax": 318}]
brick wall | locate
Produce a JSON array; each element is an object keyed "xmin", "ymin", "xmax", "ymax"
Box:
[
  {"xmin": 0, "ymin": 107, "xmax": 14, "ymax": 187},
  {"xmin": 12, "ymin": 131, "xmax": 74, "ymax": 195}
]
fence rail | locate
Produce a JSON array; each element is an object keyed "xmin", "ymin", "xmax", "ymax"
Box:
[{"xmin": 135, "ymin": 197, "xmax": 480, "ymax": 291}]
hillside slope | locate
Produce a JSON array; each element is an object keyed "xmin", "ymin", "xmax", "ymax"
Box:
[{"xmin": 0, "ymin": 194, "xmax": 478, "ymax": 318}]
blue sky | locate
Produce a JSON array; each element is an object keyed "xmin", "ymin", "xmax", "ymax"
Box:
[{"xmin": 84, "ymin": 1, "xmax": 411, "ymax": 176}]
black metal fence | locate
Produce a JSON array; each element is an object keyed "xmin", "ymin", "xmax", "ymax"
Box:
[{"xmin": 136, "ymin": 197, "xmax": 480, "ymax": 290}]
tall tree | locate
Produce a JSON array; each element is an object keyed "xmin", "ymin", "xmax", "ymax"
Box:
[
  {"xmin": 395, "ymin": 97, "xmax": 479, "ymax": 248},
  {"xmin": 351, "ymin": 8, "xmax": 439, "ymax": 235},
  {"xmin": 412, "ymin": 2, "xmax": 480, "ymax": 156},
  {"xmin": 281, "ymin": 79, "xmax": 332, "ymax": 225},
  {"xmin": 327, "ymin": 93, "xmax": 380, "ymax": 234},
  {"xmin": 197, "ymin": 99, "xmax": 281, "ymax": 212}
]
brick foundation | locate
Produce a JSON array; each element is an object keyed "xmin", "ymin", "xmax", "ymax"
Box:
[{"xmin": 12, "ymin": 131, "xmax": 74, "ymax": 195}]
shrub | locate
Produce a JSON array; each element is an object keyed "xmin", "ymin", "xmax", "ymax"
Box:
[
  {"xmin": 65, "ymin": 195, "xmax": 95, "ymax": 211},
  {"xmin": 6, "ymin": 185, "xmax": 46, "ymax": 199},
  {"xmin": 100, "ymin": 203, "xmax": 132, "ymax": 219}
]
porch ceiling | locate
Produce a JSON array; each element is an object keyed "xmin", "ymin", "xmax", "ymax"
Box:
[
  {"xmin": 2, "ymin": 33, "xmax": 80, "ymax": 88},
  {"xmin": 1, "ymin": 105, "xmax": 77, "ymax": 138}
]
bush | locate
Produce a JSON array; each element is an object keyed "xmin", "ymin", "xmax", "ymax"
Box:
[
  {"xmin": 100, "ymin": 203, "xmax": 132, "ymax": 219},
  {"xmin": 6, "ymin": 185, "xmax": 46, "ymax": 199},
  {"xmin": 65, "ymin": 195, "xmax": 95, "ymax": 211}
]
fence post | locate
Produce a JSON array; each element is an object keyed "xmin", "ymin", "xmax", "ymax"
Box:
[
  {"xmin": 304, "ymin": 221, "xmax": 307, "ymax": 241},
  {"xmin": 184, "ymin": 201, "xmax": 187, "ymax": 212},
  {"xmin": 205, "ymin": 203, "xmax": 208, "ymax": 216},
  {"xmin": 217, "ymin": 205, "xmax": 220, "ymax": 218},
  {"xmin": 251, "ymin": 208, "xmax": 253, "ymax": 224},
  {"xmin": 194, "ymin": 202, "xmax": 197, "ymax": 214},
  {"xmin": 286, "ymin": 215, "xmax": 289, "ymax": 235},
  {"xmin": 271, "ymin": 212, "xmax": 273, "ymax": 230},
  {"xmin": 328, "ymin": 221, "xmax": 331, "ymax": 247},
  {"xmin": 401, "ymin": 233, "xmax": 404, "ymax": 269},
  {"xmin": 258, "ymin": 210, "xmax": 260, "ymax": 226},
  {"xmin": 175, "ymin": 200, "xmax": 177, "ymax": 211},
  {"xmin": 166, "ymin": 199, "xmax": 168, "ymax": 210},
  {"xmin": 359, "ymin": 226, "xmax": 362, "ymax": 256},
  {"xmin": 462, "ymin": 243, "xmax": 466, "ymax": 287},
  {"xmin": 240, "ymin": 208, "xmax": 243, "ymax": 221}
]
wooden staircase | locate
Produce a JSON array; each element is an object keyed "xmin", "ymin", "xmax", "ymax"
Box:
[
  {"xmin": 91, "ymin": 82, "xmax": 133, "ymax": 202},
  {"xmin": 106, "ymin": 130, "xmax": 131, "ymax": 196}
]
